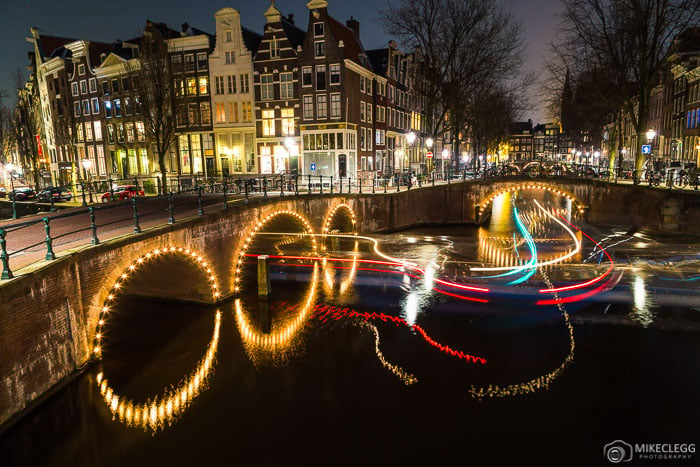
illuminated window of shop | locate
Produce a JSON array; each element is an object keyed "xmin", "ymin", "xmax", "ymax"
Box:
[{"xmin": 262, "ymin": 109, "xmax": 275, "ymax": 136}]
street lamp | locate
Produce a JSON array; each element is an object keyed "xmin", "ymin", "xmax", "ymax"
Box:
[
  {"xmin": 406, "ymin": 132, "xmax": 416, "ymax": 175},
  {"xmin": 425, "ymin": 138, "xmax": 434, "ymax": 177},
  {"xmin": 82, "ymin": 158, "xmax": 94, "ymax": 204}
]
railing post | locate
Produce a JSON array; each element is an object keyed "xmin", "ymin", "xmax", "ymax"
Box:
[
  {"xmin": 263, "ymin": 176, "xmax": 268, "ymax": 200},
  {"xmin": 359, "ymin": 177, "xmax": 363, "ymax": 194},
  {"xmin": 308, "ymin": 174, "xmax": 312, "ymax": 195},
  {"xmin": 384, "ymin": 177, "xmax": 387, "ymax": 194},
  {"xmin": 418, "ymin": 175, "xmax": 422, "ymax": 188},
  {"xmin": 223, "ymin": 181, "xmax": 229, "ymax": 209},
  {"xmin": 330, "ymin": 176, "xmax": 334, "ymax": 194},
  {"xmin": 340, "ymin": 176, "xmax": 343, "ymax": 194},
  {"xmin": 108, "ymin": 177, "xmax": 114, "ymax": 201},
  {"xmin": 197, "ymin": 185, "xmax": 204, "ymax": 216},
  {"xmin": 320, "ymin": 175, "xmax": 324, "ymax": 195},
  {"xmin": 295, "ymin": 174, "xmax": 299, "ymax": 197},
  {"xmin": 89, "ymin": 207, "xmax": 99, "ymax": 245},
  {"xmin": 244, "ymin": 177, "xmax": 249, "ymax": 203},
  {"xmin": 279, "ymin": 175, "xmax": 284, "ymax": 197},
  {"xmin": 432, "ymin": 173, "xmax": 435, "ymax": 186},
  {"xmin": 0, "ymin": 229, "xmax": 12, "ymax": 280},
  {"xmin": 43, "ymin": 217, "xmax": 56, "ymax": 261},
  {"xmin": 132, "ymin": 197, "xmax": 141, "ymax": 233},
  {"xmin": 168, "ymin": 192, "xmax": 175, "ymax": 224},
  {"xmin": 372, "ymin": 177, "xmax": 375, "ymax": 193},
  {"xmin": 447, "ymin": 170, "xmax": 451, "ymax": 185},
  {"xmin": 396, "ymin": 176, "xmax": 400, "ymax": 192},
  {"xmin": 80, "ymin": 182, "xmax": 87, "ymax": 206}
]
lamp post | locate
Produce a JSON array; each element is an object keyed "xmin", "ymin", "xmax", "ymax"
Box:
[
  {"xmin": 82, "ymin": 159, "xmax": 94, "ymax": 204},
  {"xmin": 406, "ymin": 131, "xmax": 416, "ymax": 176},
  {"xmin": 426, "ymin": 137, "xmax": 434, "ymax": 177}
]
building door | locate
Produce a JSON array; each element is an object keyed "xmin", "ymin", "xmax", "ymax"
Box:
[
  {"xmin": 338, "ymin": 154, "xmax": 347, "ymax": 178},
  {"xmin": 206, "ymin": 157, "xmax": 215, "ymax": 177}
]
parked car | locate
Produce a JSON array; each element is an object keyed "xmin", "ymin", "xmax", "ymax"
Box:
[
  {"xmin": 8, "ymin": 187, "xmax": 36, "ymax": 201},
  {"xmin": 101, "ymin": 185, "xmax": 145, "ymax": 202},
  {"xmin": 37, "ymin": 187, "xmax": 73, "ymax": 202}
]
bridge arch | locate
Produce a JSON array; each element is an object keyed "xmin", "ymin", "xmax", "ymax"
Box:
[
  {"xmin": 477, "ymin": 182, "xmax": 586, "ymax": 213},
  {"xmin": 92, "ymin": 246, "xmax": 220, "ymax": 358},
  {"xmin": 323, "ymin": 203, "xmax": 357, "ymax": 234},
  {"xmin": 233, "ymin": 209, "xmax": 316, "ymax": 294}
]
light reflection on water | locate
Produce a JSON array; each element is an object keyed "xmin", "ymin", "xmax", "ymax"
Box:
[{"xmin": 2, "ymin": 189, "xmax": 700, "ymax": 466}]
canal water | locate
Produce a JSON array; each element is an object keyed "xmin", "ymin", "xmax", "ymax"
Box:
[{"xmin": 2, "ymin": 190, "xmax": 699, "ymax": 466}]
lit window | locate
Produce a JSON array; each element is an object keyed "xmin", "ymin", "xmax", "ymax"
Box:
[
  {"xmin": 199, "ymin": 76, "xmax": 209, "ymax": 95},
  {"xmin": 242, "ymin": 102, "xmax": 252, "ymax": 122},
  {"xmin": 104, "ymin": 100, "xmax": 112, "ymax": 118},
  {"xmin": 281, "ymin": 108, "xmax": 294, "ymax": 136},
  {"xmin": 200, "ymin": 101, "xmax": 211, "ymax": 125},
  {"xmin": 262, "ymin": 109, "xmax": 275, "ymax": 136},
  {"xmin": 216, "ymin": 103, "xmax": 226, "ymax": 123},
  {"xmin": 114, "ymin": 99, "xmax": 121, "ymax": 117},
  {"xmin": 228, "ymin": 102, "xmax": 238, "ymax": 123},
  {"xmin": 187, "ymin": 78, "xmax": 197, "ymax": 95},
  {"xmin": 94, "ymin": 121, "xmax": 102, "ymax": 141},
  {"xmin": 136, "ymin": 121, "xmax": 145, "ymax": 141}
]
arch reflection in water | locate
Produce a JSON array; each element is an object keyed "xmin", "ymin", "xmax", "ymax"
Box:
[
  {"xmin": 234, "ymin": 263, "xmax": 319, "ymax": 359},
  {"xmin": 96, "ymin": 310, "xmax": 221, "ymax": 432}
]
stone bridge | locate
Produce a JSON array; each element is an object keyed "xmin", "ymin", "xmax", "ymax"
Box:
[{"xmin": 1, "ymin": 178, "xmax": 699, "ymax": 427}]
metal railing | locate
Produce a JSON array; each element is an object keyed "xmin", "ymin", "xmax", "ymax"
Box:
[{"xmin": 2, "ymin": 168, "xmax": 698, "ymax": 281}]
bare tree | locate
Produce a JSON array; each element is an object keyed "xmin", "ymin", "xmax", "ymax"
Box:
[
  {"xmin": 11, "ymin": 69, "xmax": 43, "ymax": 188},
  {"xmin": 558, "ymin": 0, "xmax": 699, "ymax": 181},
  {"xmin": 0, "ymin": 90, "xmax": 11, "ymax": 165},
  {"xmin": 128, "ymin": 21, "xmax": 177, "ymax": 194},
  {"xmin": 380, "ymin": 0, "xmax": 531, "ymax": 167}
]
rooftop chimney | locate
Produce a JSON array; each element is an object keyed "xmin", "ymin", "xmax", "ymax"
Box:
[
  {"xmin": 287, "ymin": 13, "xmax": 294, "ymax": 24},
  {"xmin": 346, "ymin": 16, "xmax": 360, "ymax": 39}
]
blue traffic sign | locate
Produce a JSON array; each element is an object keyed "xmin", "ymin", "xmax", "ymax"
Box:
[
  {"xmin": 310, "ymin": 163, "xmax": 317, "ymax": 171},
  {"xmin": 641, "ymin": 145, "xmax": 651, "ymax": 154}
]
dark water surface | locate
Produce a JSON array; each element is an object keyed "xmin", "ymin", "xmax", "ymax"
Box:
[{"xmin": 2, "ymin": 191, "xmax": 699, "ymax": 466}]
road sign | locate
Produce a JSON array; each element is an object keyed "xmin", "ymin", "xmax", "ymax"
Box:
[
  {"xmin": 641, "ymin": 145, "xmax": 651, "ymax": 154},
  {"xmin": 310, "ymin": 163, "xmax": 317, "ymax": 171},
  {"xmin": 426, "ymin": 151, "xmax": 433, "ymax": 158}
]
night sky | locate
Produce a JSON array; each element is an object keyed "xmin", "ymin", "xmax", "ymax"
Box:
[{"xmin": 0, "ymin": 0, "xmax": 560, "ymax": 123}]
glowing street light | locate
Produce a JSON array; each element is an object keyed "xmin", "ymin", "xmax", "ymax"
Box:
[
  {"xmin": 82, "ymin": 158, "xmax": 94, "ymax": 204},
  {"xmin": 426, "ymin": 138, "xmax": 434, "ymax": 149},
  {"xmin": 646, "ymin": 129, "xmax": 656, "ymax": 142},
  {"xmin": 406, "ymin": 131, "xmax": 416, "ymax": 145}
]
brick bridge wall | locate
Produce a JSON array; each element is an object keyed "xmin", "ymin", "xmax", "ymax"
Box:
[{"xmin": 1, "ymin": 180, "xmax": 698, "ymax": 427}]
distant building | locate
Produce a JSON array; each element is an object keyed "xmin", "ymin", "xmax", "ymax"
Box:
[{"xmin": 508, "ymin": 120, "xmax": 533, "ymax": 161}]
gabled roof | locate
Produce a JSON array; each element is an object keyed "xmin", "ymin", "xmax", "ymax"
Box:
[
  {"xmin": 281, "ymin": 15, "xmax": 306, "ymax": 49},
  {"xmin": 37, "ymin": 34, "xmax": 76, "ymax": 60},
  {"xmin": 509, "ymin": 121, "xmax": 533, "ymax": 135},
  {"xmin": 327, "ymin": 16, "xmax": 370, "ymax": 69},
  {"xmin": 242, "ymin": 27, "xmax": 263, "ymax": 54},
  {"xmin": 367, "ymin": 48, "xmax": 388, "ymax": 76}
]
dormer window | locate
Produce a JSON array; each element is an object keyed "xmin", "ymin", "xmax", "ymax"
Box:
[{"xmin": 314, "ymin": 23, "xmax": 324, "ymax": 37}]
